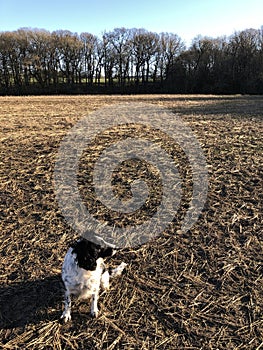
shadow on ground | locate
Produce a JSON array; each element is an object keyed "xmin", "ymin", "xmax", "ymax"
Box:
[{"xmin": 0, "ymin": 275, "xmax": 62, "ymax": 329}]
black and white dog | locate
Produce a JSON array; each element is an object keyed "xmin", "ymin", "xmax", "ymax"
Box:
[{"xmin": 61, "ymin": 238, "xmax": 127, "ymax": 322}]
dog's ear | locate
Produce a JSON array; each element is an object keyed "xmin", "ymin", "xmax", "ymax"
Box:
[{"xmin": 99, "ymin": 247, "xmax": 116, "ymax": 258}]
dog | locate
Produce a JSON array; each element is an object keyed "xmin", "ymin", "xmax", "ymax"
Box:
[{"xmin": 61, "ymin": 238, "xmax": 127, "ymax": 322}]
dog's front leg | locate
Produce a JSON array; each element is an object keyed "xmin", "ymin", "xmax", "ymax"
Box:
[{"xmin": 61, "ymin": 288, "xmax": 72, "ymax": 322}]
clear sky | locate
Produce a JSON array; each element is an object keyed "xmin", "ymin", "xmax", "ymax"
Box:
[{"xmin": 0, "ymin": 0, "xmax": 262, "ymax": 46}]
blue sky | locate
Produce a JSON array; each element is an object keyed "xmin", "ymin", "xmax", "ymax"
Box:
[{"xmin": 0, "ymin": 0, "xmax": 262, "ymax": 46}]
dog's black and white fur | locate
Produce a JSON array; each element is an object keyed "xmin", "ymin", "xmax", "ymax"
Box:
[{"xmin": 61, "ymin": 238, "xmax": 127, "ymax": 322}]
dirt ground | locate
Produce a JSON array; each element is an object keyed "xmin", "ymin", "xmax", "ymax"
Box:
[{"xmin": 0, "ymin": 95, "xmax": 262, "ymax": 349}]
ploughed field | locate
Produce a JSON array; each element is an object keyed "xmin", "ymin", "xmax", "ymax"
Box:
[{"xmin": 0, "ymin": 95, "xmax": 262, "ymax": 349}]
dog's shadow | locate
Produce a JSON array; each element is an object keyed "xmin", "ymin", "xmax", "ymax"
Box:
[{"xmin": 0, "ymin": 274, "xmax": 63, "ymax": 329}]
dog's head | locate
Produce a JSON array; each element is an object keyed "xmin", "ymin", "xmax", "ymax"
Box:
[{"xmin": 72, "ymin": 239, "xmax": 116, "ymax": 271}]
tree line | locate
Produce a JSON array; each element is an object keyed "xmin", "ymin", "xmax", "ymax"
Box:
[{"xmin": 0, "ymin": 27, "xmax": 263, "ymax": 95}]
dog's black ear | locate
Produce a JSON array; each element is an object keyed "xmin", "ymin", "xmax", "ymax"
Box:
[{"xmin": 99, "ymin": 247, "xmax": 115, "ymax": 258}]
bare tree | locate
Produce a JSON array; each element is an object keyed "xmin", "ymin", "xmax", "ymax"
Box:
[
  {"xmin": 54, "ymin": 30, "xmax": 83, "ymax": 85},
  {"xmin": 159, "ymin": 33, "xmax": 184, "ymax": 79},
  {"xmin": 80, "ymin": 33, "xmax": 98, "ymax": 85},
  {"xmin": 0, "ymin": 32, "xmax": 15, "ymax": 88},
  {"xmin": 105, "ymin": 28, "xmax": 133, "ymax": 86},
  {"xmin": 132, "ymin": 29, "xmax": 158, "ymax": 84},
  {"xmin": 228, "ymin": 29, "xmax": 261, "ymax": 92}
]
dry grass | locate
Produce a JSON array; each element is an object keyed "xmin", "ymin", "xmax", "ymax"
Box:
[{"xmin": 0, "ymin": 95, "xmax": 262, "ymax": 349}]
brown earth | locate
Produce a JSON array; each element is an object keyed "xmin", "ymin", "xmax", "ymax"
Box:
[{"xmin": 0, "ymin": 95, "xmax": 262, "ymax": 349}]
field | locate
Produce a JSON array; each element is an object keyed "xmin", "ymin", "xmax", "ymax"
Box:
[{"xmin": 0, "ymin": 95, "xmax": 262, "ymax": 349}]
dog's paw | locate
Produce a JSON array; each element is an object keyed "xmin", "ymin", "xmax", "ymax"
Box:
[
  {"xmin": 91, "ymin": 310, "xmax": 99, "ymax": 318},
  {"xmin": 61, "ymin": 311, "xmax": 71, "ymax": 323}
]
